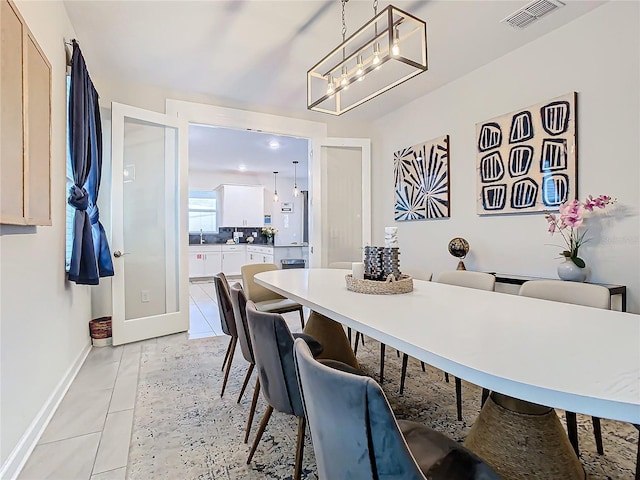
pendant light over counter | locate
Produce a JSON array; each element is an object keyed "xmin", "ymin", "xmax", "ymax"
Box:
[
  {"xmin": 292, "ymin": 161, "xmax": 299, "ymax": 197},
  {"xmin": 273, "ymin": 171, "xmax": 279, "ymax": 202}
]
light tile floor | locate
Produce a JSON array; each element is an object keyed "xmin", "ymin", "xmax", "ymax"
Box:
[{"xmin": 17, "ymin": 279, "xmax": 228, "ymax": 480}]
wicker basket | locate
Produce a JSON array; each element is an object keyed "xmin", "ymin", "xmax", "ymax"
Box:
[
  {"xmin": 89, "ymin": 316, "xmax": 112, "ymax": 347},
  {"xmin": 345, "ymin": 274, "xmax": 413, "ymax": 295}
]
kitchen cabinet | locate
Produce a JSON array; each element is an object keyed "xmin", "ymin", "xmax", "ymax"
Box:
[
  {"xmin": 216, "ymin": 184, "xmax": 264, "ymax": 227},
  {"xmin": 247, "ymin": 245, "xmax": 274, "ymax": 265},
  {"xmin": 189, "ymin": 245, "xmax": 222, "ymax": 278},
  {"xmin": 221, "ymin": 245, "xmax": 246, "ymax": 276}
]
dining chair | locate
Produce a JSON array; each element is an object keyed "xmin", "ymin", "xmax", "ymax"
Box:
[
  {"xmin": 231, "ymin": 283, "xmax": 324, "ymax": 444},
  {"xmin": 328, "ymin": 261, "xmax": 364, "ymax": 348},
  {"xmin": 437, "ymin": 270, "xmax": 496, "ymax": 420},
  {"xmin": 241, "ymin": 263, "xmax": 306, "ymax": 328},
  {"xmin": 519, "ymin": 279, "xmax": 610, "ymax": 457},
  {"xmin": 398, "ymin": 270, "xmax": 433, "ymax": 394},
  {"xmin": 353, "ymin": 269, "xmax": 433, "ymax": 386},
  {"xmin": 293, "ymin": 338, "xmax": 501, "ymax": 480},
  {"xmin": 213, "ymin": 273, "xmax": 239, "ymax": 398},
  {"xmin": 245, "ymin": 301, "xmax": 323, "ymax": 479}
]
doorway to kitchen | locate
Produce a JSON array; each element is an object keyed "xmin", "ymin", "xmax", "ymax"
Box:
[
  {"xmin": 186, "ymin": 125, "xmax": 311, "ymax": 338},
  {"xmin": 166, "ymin": 99, "xmax": 371, "ymax": 339}
]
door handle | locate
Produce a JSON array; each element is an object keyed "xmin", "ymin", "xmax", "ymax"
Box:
[{"xmin": 113, "ymin": 250, "xmax": 129, "ymax": 258}]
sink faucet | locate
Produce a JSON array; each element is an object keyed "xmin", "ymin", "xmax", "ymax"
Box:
[{"xmin": 200, "ymin": 229, "xmax": 205, "ymax": 244}]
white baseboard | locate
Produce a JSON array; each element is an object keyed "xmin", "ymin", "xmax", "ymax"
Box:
[{"xmin": 0, "ymin": 341, "xmax": 92, "ymax": 480}]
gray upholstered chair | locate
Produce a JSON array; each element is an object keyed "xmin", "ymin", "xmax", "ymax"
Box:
[
  {"xmin": 229, "ymin": 283, "xmax": 260, "ymax": 443},
  {"xmin": 519, "ymin": 280, "xmax": 609, "ymax": 457},
  {"xmin": 241, "ymin": 263, "xmax": 305, "ymax": 328},
  {"xmin": 231, "ymin": 284, "xmax": 324, "ymax": 444},
  {"xmin": 398, "ymin": 270, "xmax": 434, "ymax": 394},
  {"xmin": 329, "ymin": 261, "xmax": 363, "ymax": 347},
  {"xmin": 293, "ymin": 338, "xmax": 501, "ymax": 480},
  {"xmin": 245, "ymin": 301, "xmax": 322, "ymax": 479},
  {"xmin": 437, "ymin": 270, "xmax": 496, "ymax": 420},
  {"xmin": 328, "ymin": 261, "xmax": 354, "ymax": 269},
  {"xmin": 353, "ymin": 269, "xmax": 434, "ymax": 387},
  {"xmin": 213, "ymin": 273, "xmax": 238, "ymax": 397}
]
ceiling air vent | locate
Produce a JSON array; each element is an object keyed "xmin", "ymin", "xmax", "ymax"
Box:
[{"xmin": 501, "ymin": 0, "xmax": 565, "ymax": 29}]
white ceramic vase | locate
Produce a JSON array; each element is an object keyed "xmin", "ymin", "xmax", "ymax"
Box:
[{"xmin": 557, "ymin": 258, "xmax": 587, "ymax": 282}]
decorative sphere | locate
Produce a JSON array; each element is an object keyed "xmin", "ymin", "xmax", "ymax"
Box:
[{"xmin": 448, "ymin": 237, "xmax": 469, "ymax": 259}]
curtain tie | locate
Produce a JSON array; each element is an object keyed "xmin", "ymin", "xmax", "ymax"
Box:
[
  {"xmin": 68, "ymin": 185, "xmax": 89, "ymax": 211},
  {"xmin": 88, "ymin": 204, "xmax": 100, "ymax": 225}
]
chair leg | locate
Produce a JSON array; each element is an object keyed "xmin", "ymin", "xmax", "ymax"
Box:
[
  {"xmin": 421, "ymin": 361, "xmax": 425, "ymax": 372},
  {"xmin": 481, "ymin": 388, "xmax": 490, "ymax": 407},
  {"xmin": 237, "ymin": 363, "xmax": 255, "ymax": 403},
  {"xmin": 396, "ymin": 349, "xmax": 400, "ymax": 358},
  {"xmin": 220, "ymin": 337, "xmax": 237, "ymax": 397},
  {"xmin": 347, "ymin": 327, "xmax": 352, "ymax": 344},
  {"xmin": 400, "ymin": 353, "xmax": 409, "ymax": 395},
  {"xmin": 354, "ymin": 332, "xmax": 360, "ymax": 355},
  {"xmin": 247, "ymin": 404, "xmax": 273, "ymax": 464},
  {"xmin": 298, "ymin": 307, "xmax": 305, "ymax": 329},
  {"xmin": 221, "ymin": 336, "xmax": 233, "ymax": 372},
  {"xmin": 361, "ymin": 333, "xmax": 365, "ymax": 346},
  {"xmin": 445, "ymin": 372, "xmax": 450, "ymax": 383},
  {"xmin": 566, "ymin": 411, "xmax": 580, "ymax": 456},
  {"xmin": 293, "ymin": 416, "xmax": 306, "ymax": 480},
  {"xmin": 455, "ymin": 377, "xmax": 462, "ymax": 421},
  {"xmin": 379, "ymin": 343, "xmax": 386, "ymax": 384},
  {"xmin": 592, "ymin": 416, "xmax": 604, "ymax": 455},
  {"xmin": 244, "ymin": 377, "xmax": 261, "ymax": 443}
]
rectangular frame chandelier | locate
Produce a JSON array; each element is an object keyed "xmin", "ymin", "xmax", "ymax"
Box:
[{"xmin": 307, "ymin": 4, "xmax": 427, "ymax": 116}]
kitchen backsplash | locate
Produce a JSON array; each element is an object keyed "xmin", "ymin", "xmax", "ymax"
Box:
[{"xmin": 189, "ymin": 227, "xmax": 270, "ymax": 245}]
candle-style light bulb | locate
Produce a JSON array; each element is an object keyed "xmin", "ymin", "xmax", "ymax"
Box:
[
  {"xmin": 392, "ymin": 27, "xmax": 400, "ymax": 56},
  {"xmin": 326, "ymin": 75, "xmax": 334, "ymax": 95},
  {"xmin": 373, "ymin": 42, "xmax": 381, "ymax": 65},
  {"xmin": 340, "ymin": 65, "xmax": 348, "ymax": 90},
  {"xmin": 356, "ymin": 54, "xmax": 364, "ymax": 76}
]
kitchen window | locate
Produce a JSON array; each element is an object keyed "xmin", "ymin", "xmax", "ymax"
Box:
[{"xmin": 189, "ymin": 190, "xmax": 217, "ymax": 233}]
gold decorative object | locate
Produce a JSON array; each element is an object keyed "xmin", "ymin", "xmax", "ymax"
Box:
[
  {"xmin": 448, "ymin": 237, "xmax": 469, "ymax": 270},
  {"xmin": 345, "ymin": 273, "xmax": 413, "ymax": 295}
]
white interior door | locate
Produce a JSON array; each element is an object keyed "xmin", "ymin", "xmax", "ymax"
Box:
[
  {"xmin": 310, "ymin": 138, "xmax": 371, "ymax": 267},
  {"xmin": 111, "ymin": 102, "xmax": 189, "ymax": 345}
]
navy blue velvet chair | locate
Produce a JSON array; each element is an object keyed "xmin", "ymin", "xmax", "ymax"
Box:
[{"xmin": 293, "ymin": 338, "xmax": 502, "ymax": 480}]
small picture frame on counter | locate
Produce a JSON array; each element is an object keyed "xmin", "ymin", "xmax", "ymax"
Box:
[{"xmin": 264, "ymin": 215, "xmax": 272, "ymax": 224}]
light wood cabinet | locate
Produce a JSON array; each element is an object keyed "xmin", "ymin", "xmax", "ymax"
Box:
[
  {"xmin": 0, "ymin": 0, "xmax": 51, "ymax": 225},
  {"xmin": 216, "ymin": 184, "xmax": 264, "ymax": 227}
]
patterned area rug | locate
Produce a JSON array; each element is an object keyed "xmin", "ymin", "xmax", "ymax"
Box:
[{"xmin": 128, "ymin": 333, "xmax": 637, "ymax": 479}]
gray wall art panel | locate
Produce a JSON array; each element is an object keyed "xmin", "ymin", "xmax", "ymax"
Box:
[
  {"xmin": 394, "ymin": 135, "xmax": 450, "ymax": 221},
  {"xmin": 476, "ymin": 92, "xmax": 577, "ymax": 215}
]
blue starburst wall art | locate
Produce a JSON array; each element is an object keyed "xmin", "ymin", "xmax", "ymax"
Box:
[{"xmin": 394, "ymin": 135, "xmax": 450, "ymax": 221}]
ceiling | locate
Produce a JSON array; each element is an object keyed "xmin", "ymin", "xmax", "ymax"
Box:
[
  {"xmin": 188, "ymin": 125, "xmax": 309, "ymax": 176},
  {"xmin": 63, "ymin": 1, "xmax": 605, "ymax": 176}
]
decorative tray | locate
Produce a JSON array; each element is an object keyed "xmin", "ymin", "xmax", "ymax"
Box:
[{"xmin": 345, "ymin": 274, "xmax": 413, "ymax": 295}]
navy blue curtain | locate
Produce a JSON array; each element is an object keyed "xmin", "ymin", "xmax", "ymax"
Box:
[{"xmin": 68, "ymin": 40, "xmax": 113, "ymax": 285}]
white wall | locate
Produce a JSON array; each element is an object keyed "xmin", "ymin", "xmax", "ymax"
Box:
[
  {"xmin": 371, "ymin": 2, "xmax": 640, "ymax": 313},
  {"xmin": 0, "ymin": 1, "xmax": 92, "ymax": 474}
]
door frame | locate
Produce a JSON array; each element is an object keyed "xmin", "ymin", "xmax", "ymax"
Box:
[
  {"xmin": 311, "ymin": 138, "xmax": 371, "ymax": 267},
  {"xmin": 111, "ymin": 101, "xmax": 189, "ymax": 345}
]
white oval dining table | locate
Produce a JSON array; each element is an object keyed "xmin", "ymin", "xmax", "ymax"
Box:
[{"xmin": 255, "ymin": 268, "xmax": 640, "ymax": 479}]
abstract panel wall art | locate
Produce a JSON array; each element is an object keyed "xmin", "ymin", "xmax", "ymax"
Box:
[
  {"xmin": 394, "ymin": 135, "xmax": 450, "ymax": 221},
  {"xmin": 476, "ymin": 92, "xmax": 577, "ymax": 215}
]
